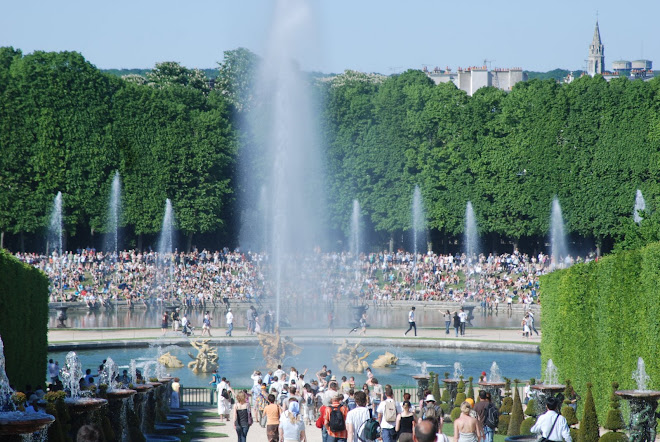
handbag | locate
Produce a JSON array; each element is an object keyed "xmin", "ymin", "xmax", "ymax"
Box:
[
  {"xmin": 247, "ymin": 404, "xmax": 253, "ymax": 426},
  {"xmin": 538, "ymin": 414, "xmax": 559, "ymax": 442}
]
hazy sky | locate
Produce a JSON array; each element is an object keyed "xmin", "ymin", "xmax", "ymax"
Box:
[{"xmin": 1, "ymin": 0, "xmax": 658, "ymax": 74}]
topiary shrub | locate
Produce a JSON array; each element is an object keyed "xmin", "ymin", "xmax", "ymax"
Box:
[
  {"xmin": 441, "ymin": 403, "xmax": 450, "ymax": 414},
  {"xmin": 467, "ymin": 377, "xmax": 474, "ymax": 400},
  {"xmin": 598, "ymin": 432, "xmax": 628, "ymax": 442},
  {"xmin": 498, "ymin": 415, "xmax": 510, "ymax": 435},
  {"xmin": 504, "ymin": 378, "xmax": 512, "ymax": 398},
  {"xmin": 432, "ymin": 373, "xmax": 442, "ymax": 405},
  {"xmin": 525, "ymin": 398, "xmax": 539, "ymax": 417},
  {"xmin": 599, "ymin": 382, "xmax": 627, "ymax": 442},
  {"xmin": 500, "ymin": 396, "xmax": 513, "ymax": 414},
  {"xmin": 507, "ymin": 379, "xmax": 524, "ymax": 436},
  {"xmin": 457, "ymin": 378, "xmax": 466, "ymax": 395},
  {"xmin": 578, "ymin": 383, "xmax": 599, "ymax": 442},
  {"xmin": 441, "ymin": 384, "xmax": 450, "ymax": 403},
  {"xmin": 520, "ymin": 416, "xmax": 536, "ymax": 435},
  {"xmin": 562, "ymin": 404, "xmax": 579, "ymax": 427},
  {"xmin": 603, "ymin": 382, "xmax": 625, "ymax": 432},
  {"xmin": 451, "ymin": 407, "xmax": 462, "ymax": 421},
  {"xmin": 45, "ymin": 391, "xmax": 71, "ymax": 442},
  {"xmin": 0, "ymin": 251, "xmax": 49, "ymax": 392},
  {"xmin": 455, "ymin": 392, "xmax": 466, "ymax": 405}
]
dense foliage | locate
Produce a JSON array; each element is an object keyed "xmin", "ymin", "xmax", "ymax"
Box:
[
  {"xmin": 540, "ymin": 242, "xmax": 660, "ymax": 421},
  {"xmin": 2, "ymin": 45, "xmax": 660, "ymax": 253},
  {"xmin": 0, "ymin": 48, "xmax": 236, "ymax": 250},
  {"xmin": 0, "ymin": 250, "xmax": 49, "ymax": 390}
]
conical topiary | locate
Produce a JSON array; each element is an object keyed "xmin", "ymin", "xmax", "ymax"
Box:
[
  {"xmin": 467, "ymin": 376, "xmax": 475, "ymax": 400},
  {"xmin": 457, "ymin": 377, "xmax": 466, "ymax": 394},
  {"xmin": 599, "ymin": 382, "xmax": 628, "ymax": 442},
  {"xmin": 432, "ymin": 373, "xmax": 442, "ymax": 406},
  {"xmin": 578, "ymin": 383, "xmax": 600, "ymax": 442},
  {"xmin": 507, "ymin": 379, "xmax": 524, "ymax": 436},
  {"xmin": 429, "ymin": 371, "xmax": 435, "ymax": 392},
  {"xmin": 504, "ymin": 377, "xmax": 512, "ymax": 398}
]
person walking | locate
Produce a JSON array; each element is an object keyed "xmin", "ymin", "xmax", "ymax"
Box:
[
  {"xmin": 453, "ymin": 312, "xmax": 461, "ymax": 337},
  {"xmin": 405, "ymin": 306, "xmax": 417, "ymax": 336},
  {"xmin": 474, "ymin": 391, "xmax": 497, "ymax": 442},
  {"xmin": 346, "ymin": 391, "xmax": 371, "ymax": 442},
  {"xmin": 264, "ymin": 394, "xmax": 281, "ymax": 442},
  {"xmin": 377, "ymin": 387, "xmax": 402, "ymax": 442},
  {"xmin": 231, "ymin": 390, "xmax": 253, "ymax": 442},
  {"xmin": 453, "ymin": 401, "xmax": 482, "ymax": 442},
  {"xmin": 527, "ymin": 311, "xmax": 540, "ymax": 336},
  {"xmin": 531, "ymin": 396, "xmax": 572, "ymax": 442},
  {"xmin": 395, "ymin": 400, "xmax": 416, "ymax": 442},
  {"xmin": 201, "ymin": 311, "xmax": 213, "ymax": 337},
  {"xmin": 225, "ymin": 308, "xmax": 234, "ymax": 337},
  {"xmin": 444, "ymin": 310, "xmax": 451, "ymax": 335},
  {"xmin": 323, "ymin": 393, "xmax": 348, "ymax": 442},
  {"xmin": 279, "ymin": 400, "xmax": 306, "ymax": 442},
  {"xmin": 458, "ymin": 308, "xmax": 467, "ymax": 336}
]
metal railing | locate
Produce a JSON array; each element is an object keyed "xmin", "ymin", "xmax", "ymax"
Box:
[{"xmin": 181, "ymin": 387, "xmax": 217, "ymax": 406}]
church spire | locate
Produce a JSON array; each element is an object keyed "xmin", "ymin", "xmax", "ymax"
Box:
[{"xmin": 588, "ymin": 20, "xmax": 605, "ymax": 76}]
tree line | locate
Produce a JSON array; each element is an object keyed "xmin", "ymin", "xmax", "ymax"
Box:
[{"xmin": 1, "ymin": 46, "xmax": 659, "ymax": 254}]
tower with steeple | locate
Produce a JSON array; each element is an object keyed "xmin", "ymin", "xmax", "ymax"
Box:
[{"xmin": 587, "ymin": 21, "xmax": 605, "ymax": 76}]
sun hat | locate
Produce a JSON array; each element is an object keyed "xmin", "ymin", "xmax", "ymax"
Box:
[{"xmin": 425, "ymin": 394, "xmax": 436, "ymax": 402}]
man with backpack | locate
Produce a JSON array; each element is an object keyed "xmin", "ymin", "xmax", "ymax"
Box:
[
  {"xmin": 377, "ymin": 387, "xmax": 402, "ymax": 442},
  {"xmin": 324, "ymin": 393, "xmax": 349, "ymax": 442},
  {"xmin": 347, "ymin": 391, "xmax": 377, "ymax": 442},
  {"xmin": 474, "ymin": 391, "xmax": 498, "ymax": 442},
  {"xmin": 420, "ymin": 394, "xmax": 441, "ymax": 422}
]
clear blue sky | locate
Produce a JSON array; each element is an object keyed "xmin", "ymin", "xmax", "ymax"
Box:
[{"xmin": 1, "ymin": 0, "xmax": 658, "ymax": 74}]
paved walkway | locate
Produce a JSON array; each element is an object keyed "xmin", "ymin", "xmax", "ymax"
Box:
[{"xmin": 49, "ymin": 326, "xmax": 540, "ymax": 345}]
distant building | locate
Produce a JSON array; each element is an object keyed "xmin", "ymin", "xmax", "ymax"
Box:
[
  {"xmin": 425, "ymin": 65, "xmax": 527, "ymax": 96},
  {"xmin": 584, "ymin": 21, "xmax": 655, "ymax": 81}
]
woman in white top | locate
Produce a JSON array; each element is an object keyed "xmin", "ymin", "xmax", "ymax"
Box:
[{"xmin": 279, "ymin": 400, "xmax": 306, "ymax": 442}]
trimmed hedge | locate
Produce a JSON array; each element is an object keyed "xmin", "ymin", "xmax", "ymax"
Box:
[
  {"xmin": 540, "ymin": 242, "xmax": 660, "ymax": 422},
  {"xmin": 0, "ymin": 250, "xmax": 49, "ymax": 391}
]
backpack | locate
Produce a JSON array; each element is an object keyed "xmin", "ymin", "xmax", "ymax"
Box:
[
  {"xmin": 383, "ymin": 400, "xmax": 397, "ymax": 422},
  {"xmin": 485, "ymin": 404, "xmax": 499, "ymax": 429},
  {"xmin": 424, "ymin": 405, "xmax": 438, "ymax": 419},
  {"xmin": 358, "ymin": 416, "xmax": 381, "ymax": 442},
  {"xmin": 346, "ymin": 397, "xmax": 356, "ymax": 410},
  {"xmin": 329, "ymin": 406, "xmax": 346, "ymax": 432}
]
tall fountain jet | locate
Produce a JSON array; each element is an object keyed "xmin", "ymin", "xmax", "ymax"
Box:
[
  {"xmin": 158, "ymin": 199, "xmax": 175, "ymax": 260},
  {"xmin": 350, "ymin": 200, "xmax": 361, "ymax": 258},
  {"xmin": 550, "ymin": 197, "xmax": 569, "ymax": 268},
  {"xmin": 255, "ymin": 0, "xmax": 324, "ymax": 326},
  {"xmin": 465, "ymin": 201, "xmax": 479, "ymax": 260},
  {"xmin": 48, "ymin": 192, "xmax": 63, "ymax": 256},
  {"xmin": 634, "ymin": 189, "xmax": 646, "ymax": 224},
  {"xmin": 104, "ymin": 171, "xmax": 122, "ymax": 255},
  {"xmin": 412, "ymin": 185, "xmax": 426, "ymax": 257}
]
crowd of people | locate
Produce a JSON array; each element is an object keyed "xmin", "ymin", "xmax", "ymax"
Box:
[
  {"xmin": 213, "ymin": 362, "xmax": 573, "ymax": 442},
  {"xmin": 15, "ymin": 247, "xmax": 595, "ymax": 310}
]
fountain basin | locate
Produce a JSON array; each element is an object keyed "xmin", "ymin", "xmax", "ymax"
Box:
[
  {"xmin": 133, "ymin": 384, "xmax": 154, "ymax": 393},
  {"xmin": 531, "ymin": 384, "xmax": 565, "ymax": 392},
  {"xmin": 154, "ymin": 422, "xmax": 185, "ymax": 434},
  {"xmin": 168, "ymin": 408, "xmax": 191, "ymax": 415},
  {"xmin": 0, "ymin": 412, "xmax": 55, "ymax": 435},
  {"xmin": 65, "ymin": 397, "xmax": 108, "ymax": 413},
  {"xmin": 478, "ymin": 382, "xmax": 505, "ymax": 387},
  {"xmin": 615, "ymin": 390, "xmax": 660, "ymax": 400},
  {"xmin": 150, "ymin": 382, "xmax": 163, "ymax": 388},
  {"xmin": 106, "ymin": 388, "xmax": 137, "ymax": 399},
  {"xmin": 165, "ymin": 414, "xmax": 188, "ymax": 424}
]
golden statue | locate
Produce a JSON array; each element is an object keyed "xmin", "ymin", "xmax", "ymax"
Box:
[
  {"xmin": 187, "ymin": 339, "xmax": 219, "ymax": 373},
  {"xmin": 372, "ymin": 351, "xmax": 398, "ymax": 368},
  {"xmin": 257, "ymin": 329, "xmax": 302, "ymax": 368},
  {"xmin": 158, "ymin": 351, "xmax": 184, "ymax": 368},
  {"xmin": 333, "ymin": 339, "xmax": 370, "ymax": 373}
]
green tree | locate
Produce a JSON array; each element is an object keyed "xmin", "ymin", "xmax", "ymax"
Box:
[
  {"xmin": 578, "ymin": 383, "xmax": 600, "ymax": 442},
  {"xmin": 215, "ymin": 47, "xmax": 259, "ymax": 112},
  {"xmin": 507, "ymin": 380, "xmax": 524, "ymax": 436}
]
